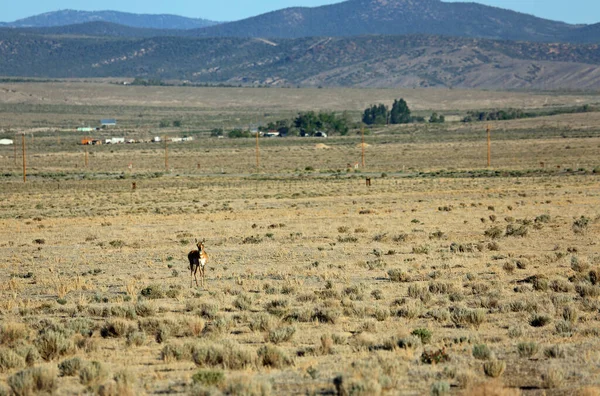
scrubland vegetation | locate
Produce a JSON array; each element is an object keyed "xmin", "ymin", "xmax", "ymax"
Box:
[{"xmin": 0, "ymin": 84, "xmax": 599, "ymax": 394}]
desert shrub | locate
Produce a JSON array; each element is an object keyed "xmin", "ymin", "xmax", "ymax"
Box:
[
  {"xmin": 233, "ymin": 294, "xmax": 252, "ymax": 311},
  {"xmin": 192, "ymin": 341, "xmax": 256, "ymax": 370},
  {"xmin": 249, "ymin": 313, "xmax": 277, "ymax": 333},
  {"xmin": 431, "ymin": 381, "xmax": 451, "ymax": 396},
  {"xmin": 412, "ymin": 245, "xmax": 430, "ymax": 254},
  {"xmin": 451, "ymin": 308, "xmax": 486, "ymax": 329},
  {"xmin": 223, "ymin": 375, "xmax": 272, "ymax": 396},
  {"xmin": 134, "ymin": 302, "xmax": 155, "ymax": 317},
  {"xmin": 267, "ymin": 326, "xmax": 296, "ymax": 344},
  {"xmin": 530, "ymin": 315, "xmax": 551, "ymax": 327},
  {"xmin": 508, "ymin": 326, "xmax": 523, "ymax": 338},
  {"xmin": 472, "ymin": 344, "xmax": 492, "ymax": 360},
  {"xmin": 393, "ymin": 233, "xmax": 408, "ymax": 242},
  {"xmin": 66, "ymin": 318, "xmax": 95, "ymax": 337},
  {"xmin": 427, "ymin": 308, "xmax": 450, "ymax": 322},
  {"xmin": 79, "ymin": 361, "xmax": 109, "ymax": 388},
  {"xmin": 0, "ymin": 323, "xmax": 30, "ymax": 346},
  {"xmin": 483, "ymin": 360, "xmax": 506, "ymax": 378},
  {"xmin": 573, "ymin": 216, "xmax": 591, "ymax": 234},
  {"xmin": 550, "ymin": 279, "xmax": 573, "ymax": 293},
  {"xmin": 372, "ymin": 307, "xmax": 390, "ymax": 322},
  {"xmin": 100, "ymin": 319, "xmax": 135, "ymax": 338},
  {"xmin": 554, "ymin": 320, "xmax": 575, "ymax": 336},
  {"xmin": 333, "ymin": 375, "xmax": 383, "ymax": 396},
  {"xmin": 411, "ymin": 328, "xmax": 432, "ymax": 344},
  {"xmin": 382, "ymin": 335, "xmax": 421, "ymax": 351},
  {"xmin": 517, "ymin": 342, "xmax": 539, "ymax": 358},
  {"xmin": 160, "ymin": 344, "xmax": 193, "ymax": 363},
  {"xmin": 257, "ymin": 345, "xmax": 294, "ymax": 368},
  {"xmin": 311, "ymin": 307, "xmax": 341, "ymax": 324},
  {"xmin": 408, "ymin": 285, "xmax": 431, "ymax": 303},
  {"xmin": 202, "ymin": 317, "xmax": 232, "ymax": 338},
  {"xmin": 421, "ymin": 348, "xmax": 450, "ymax": 364},
  {"xmin": 396, "ymin": 300, "xmax": 423, "ymax": 320},
  {"xmin": 319, "ymin": 334, "xmax": 334, "ymax": 355},
  {"xmin": 337, "ymin": 235, "xmax": 358, "ymax": 243},
  {"xmin": 544, "ymin": 345, "xmax": 566, "ymax": 359},
  {"xmin": 198, "ymin": 303, "xmax": 219, "ymax": 319},
  {"xmin": 484, "ymin": 227, "xmax": 503, "ymax": 239},
  {"xmin": 342, "ymin": 285, "xmax": 364, "ymax": 301},
  {"xmin": 126, "ymin": 331, "xmax": 147, "ymax": 347},
  {"xmin": 387, "ymin": 269, "xmax": 410, "ymax": 282},
  {"xmin": 8, "ymin": 365, "xmax": 57, "ymax": 396},
  {"xmin": 562, "ymin": 306, "xmax": 579, "ymax": 324},
  {"xmin": 371, "ymin": 289, "xmax": 383, "ymax": 300},
  {"xmin": 265, "ymin": 299, "xmax": 289, "ymax": 317},
  {"xmin": 139, "ymin": 285, "xmax": 165, "ymax": 299},
  {"xmin": 576, "ymin": 283, "xmax": 600, "ymax": 298},
  {"xmin": 505, "ymin": 224, "xmax": 528, "ymax": 237},
  {"xmin": 428, "ymin": 282, "xmax": 453, "ymax": 294},
  {"xmin": 58, "ymin": 357, "xmax": 83, "ymax": 377},
  {"xmin": 541, "ymin": 367, "xmax": 564, "ymax": 389},
  {"xmin": 192, "ymin": 369, "xmax": 225, "ymax": 387},
  {"xmin": 35, "ymin": 330, "xmax": 75, "ymax": 361},
  {"xmin": 503, "ymin": 261, "xmax": 516, "ymax": 274},
  {"xmin": 0, "ymin": 347, "xmax": 25, "ymax": 372}
]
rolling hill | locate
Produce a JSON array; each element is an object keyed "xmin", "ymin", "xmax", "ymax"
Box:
[
  {"xmin": 2, "ymin": 9, "xmax": 219, "ymax": 30},
  {"xmin": 1, "ymin": 31, "xmax": 600, "ymax": 90},
  {"xmin": 188, "ymin": 0, "xmax": 579, "ymax": 42}
]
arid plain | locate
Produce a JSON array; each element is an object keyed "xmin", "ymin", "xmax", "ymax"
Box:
[{"xmin": 0, "ymin": 82, "xmax": 599, "ymax": 395}]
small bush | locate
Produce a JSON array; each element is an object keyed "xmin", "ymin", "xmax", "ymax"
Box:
[
  {"xmin": 134, "ymin": 302, "xmax": 155, "ymax": 317},
  {"xmin": 505, "ymin": 224, "xmax": 528, "ymax": 237},
  {"xmin": 257, "ymin": 345, "xmax": 294, "ymax": 368},
  {"xmin": 483, "ymin": 360, "xmax": 506, "ymax": 378},
  {"xmin": 421, "ymin": 348, "xmax": 450, "ymax": 364},
  {"xmin": 233, "ymin": 294, "xmax": 252, "ymax": 311},
  {"xmin": 451, "ymin": 308, "xmax": 486, "ymax": 329},
  {"xmin": 192, "ymin": 341, "xmax": 256, "ymax": 370},
  {"xmin": 530, "ymin": 315, "xmax": 551, "ymax": 327},
  {"xmin": 58, "ymin": 357, "xmax": 84, "ymax": 377},
  {"xmin": 35, "ymin": 330, "xmax": 75, "ymax": 361},
  {"xmin": 8, "ymin": 365, "xmax": 57, "ymax": 396},
  {"xmin": 192, "ymin": 370, "xmax": 225, "ymax": 387},
  {"xmin": 249, "ymin": 313, "xmax": 277, "ymax": 333},
  {"xmin": 544, "ymin": 345, "xmax": 566, "ymax": 359},
  {"xmin": 126, "ymin": 331, "xmax": 147, "ymax": 347},
  {"xmin": 0, "ymin": 347, "xmax": 26, "ymax": 372},
  {"xmin": 79, "ymin": 361, "xmax": 109, "ymax": 387},
  {"xmin": 472, "ymin": 344, "xmax": 492, "ymax": 360},
  {"xmin": 431, "ymin": 381, "xmax": 451, "ymax": 396},
  {"xmin": 541, "ymin": 367, "xmax": 564, "ymax": 389},
  {"xmin": 387, "ymin": 269, "xmax": 410, "ymax": 282},
  {"xmin": 139, "ymin": 285, "xmax": 165, "ymax": 299},
  {"xmin": 412, "ymin": 245, "xmax": 430, "ymax": 254},
  {"xmin": 267, "ymin": 326, "xmax": 296, "ymax": 344},
  {"xmin": 517, "ymin": 342, "xmax": 539, "ymax": 358},
  {"xmin": 100, "ymin": 319, "xmax": 135, "ymax": 338},
  {"xmin": 0, "ymin": 323, "xmax": 30, "ymax": 346},
  {"xmin": 484, "ymin": 227, "xmax": 503, "ymax": 239},
  {"xmin": 573, "ymin": 216, "xmax": 591, "ymax": 234},
  {"xmin": 411, "ymin": 328, "xmax": 432, "ymax": 344},
  {"xmin": 554, "ymin": 320, "xmax": 575, "ymax": 336},
  {"xmin": 223, "ymin": 375, "xmax": 272, "ymax": 396}
]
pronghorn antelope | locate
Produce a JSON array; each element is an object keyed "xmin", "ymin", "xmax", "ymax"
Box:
[{"xmin": 188, "ymin": 239, "xmax": 209, "ymax": 288}]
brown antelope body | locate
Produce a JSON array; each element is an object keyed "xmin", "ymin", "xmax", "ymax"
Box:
[{"xmin": 188, "ymin": 239, "xmax": 209, "ymax": 288}]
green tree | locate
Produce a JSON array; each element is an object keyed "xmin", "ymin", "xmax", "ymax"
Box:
[
  {"xmin": 429, "ymin": 113, "xmax": 445, "ymax": 123},
  {"xmin": 390, "ymin": 99, "xmax": 411, "ymax": 124},
  {"xmin": 362, "ymin": 104, "xmax": 389, "ymax": 125}
]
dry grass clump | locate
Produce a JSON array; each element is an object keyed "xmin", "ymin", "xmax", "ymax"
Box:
[
  {"xmin": 222, "ymin": 375, "xmax": 272, "ymax": 396},
  {"xmin": 58, "ymin": 356, "xmax": 84, "ymax": 376},
  {"xmin": 0, "ymin": 348, "xmax": 26, "ymax": 373},
  {"xmin": 100, "ymin": 319, "xmax": 136, "ymax": 338},
  {"xmin": 483, "ymin": 360, "xmax": 506, "ymax": 378},
  {"xmin": 257, "ymin": 345, "xmax": 294, "ymax": 368},
  {"xmin": 79, "ymin": 360, "xmax": 109, "ymax": 388},
  {"xmin": 517, "ymin": 342, "xmax": 539, "ymax": 358},
  {"xmin": 387, "ymin": 269, "xmax": 410, "ymax": 282},
  {"xmin": 192, "ymin": 341, "xmax": 256, "ymax": 370},
  {"xmin": 450, "ymin": 308, "xmax": 486, "ymax": 329},
  {"xmin": 35, "ymin": 330, "xmax": 75, "ymax": 361},
  {"xmin": 541, "ymin": 366, "xmax": 565, "ymax": 389},
  {"xmin": 266, "ymin": 326, "xmax": 296, "ymax": 344},
  {"xmin": 0, "ymin": 323, "xmax": 31, "ymax": 346},
  {"xmin": 8, "ymin": 365, "xmax": 58, "ymax": 396}
]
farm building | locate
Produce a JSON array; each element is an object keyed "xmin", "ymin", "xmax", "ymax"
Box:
[
  {"xmin": 77, "ymin": 127, "xmax": 94, "ymax": 132},
  {"xmin": 0, "ymin": 139, "xmax": 14, "ymax": 145},
  {"xmin": 100, "ymin": 119, "xmax": 117, "ymax": 127},
  {"xmin": 104, "ymin": 137, "xmax": 125, "ymax": 144},
  {"xmin": 81, "ymin": 138, "xmax": 102, "ymax": 145}
]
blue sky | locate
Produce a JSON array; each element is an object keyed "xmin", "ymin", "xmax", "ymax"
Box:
[{"xmin": 2, "ymin": 0, "xmax": 598, "ymax": 25}]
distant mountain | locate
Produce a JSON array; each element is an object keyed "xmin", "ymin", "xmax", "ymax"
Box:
[
  {"xmin": 2, "ymin": 31, "xmax": 600, "ymax": 90},
  {"xmin": 563, "ymin": 23, "xmax": 600, "ymax": 43},
  {"xmin": 189, "ymin": 0, "xmax": 579, "ymax": 42},
  {"xmin": 4, "ymin": 9, "xmax": 220, "ymax": 30},
  {"xmin": 23, "ymin": 21, "xmax": 184, "ymax": 38}
]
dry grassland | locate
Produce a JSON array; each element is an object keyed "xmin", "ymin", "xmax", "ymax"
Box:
[{"xmin": 0, "ymin": 85, "xmax": 599, "ymax": 395}]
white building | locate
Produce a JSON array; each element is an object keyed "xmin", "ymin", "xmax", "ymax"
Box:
[{"xmin": 0, "ymin": 139, "xmax": 14, "ymax": 145}]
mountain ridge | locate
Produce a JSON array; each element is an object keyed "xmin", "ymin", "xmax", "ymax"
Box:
[{"xmin": 2, "ymin": 9, "xmax": 220, "ymax": 30}]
